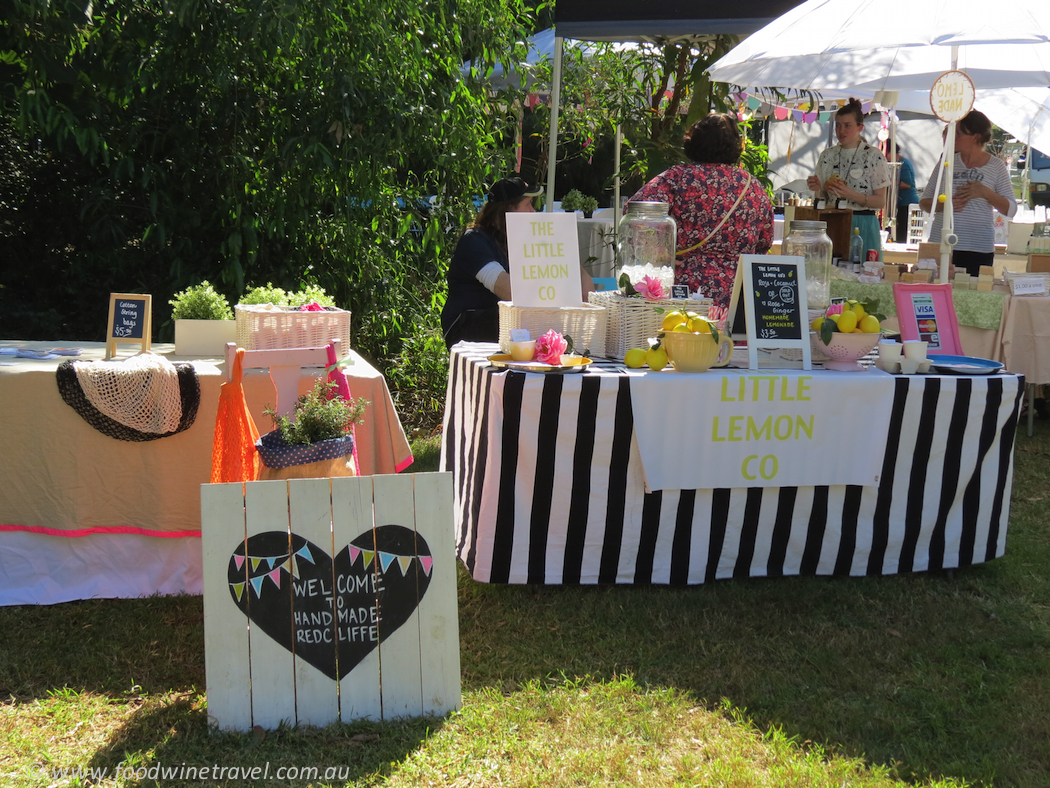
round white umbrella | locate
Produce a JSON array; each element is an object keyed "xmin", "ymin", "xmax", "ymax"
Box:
[
  {"xmin": 708, "ymin": 0, "xmax": 1050, "ymax": 93},
  {"xmin": 710, "ymin": 0, "xmax": 1050, "ymax": 280}
]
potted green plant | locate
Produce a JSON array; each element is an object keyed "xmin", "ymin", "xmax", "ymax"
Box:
[
  {"xmin": 169, "ymin": 281, "xmax": 237, "ymax": 357},
  {"xmin": 236, "ymin": 283, "xmax": 350, "ymax": 351},
  {"xmin": 561, "ymin": 189, "xmax": 600, "ymax": 218},
  {"xmin": 257, "ymin": 378, "xmax": 369, "ymax": 480}
]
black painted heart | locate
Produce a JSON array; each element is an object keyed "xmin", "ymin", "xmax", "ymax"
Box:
[{"xmin": 228, "ymin": 525, "xmax": 433, "ymax": 680}]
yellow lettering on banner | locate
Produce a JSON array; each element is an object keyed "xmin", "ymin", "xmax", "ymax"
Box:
[
  {"xmin": 741, "ymin": 455, "xmax": 779, "ymax": 480},
  {"xmin": 530, "ymin": 221, "xmax": 555, "ymax": 236},
  {"xmin": 521, "ymin": 244, "xmax": 568, "ymax": 261},
  {"xmin": 720, "ymin": 376, "xmax": 814, "ymax": 402},
  {"xmin": 714, "ymin": 414, "xmax": 815, "ymax": 443},
  {"xmin": 711, "ymin": 417, "xmax": 726, "ymax": 442}
]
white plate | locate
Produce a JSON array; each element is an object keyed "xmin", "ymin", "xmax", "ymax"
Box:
[{"xmin": 928, "ymin": 355, "xmax": 1004, "ymax": 375}]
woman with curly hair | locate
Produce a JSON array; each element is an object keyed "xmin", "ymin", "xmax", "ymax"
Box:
[{"xmin": 627, "ymin": 113, "xmax": 774, "ymax": 310}]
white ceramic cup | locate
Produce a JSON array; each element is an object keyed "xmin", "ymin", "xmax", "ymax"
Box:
[
  {"xmin": 878, "ymin": 342, "xmax": 903, "ymax": 362},
  {"xmin": 903, "ymin": 340, "xmax": 928, "ymax": 362}
]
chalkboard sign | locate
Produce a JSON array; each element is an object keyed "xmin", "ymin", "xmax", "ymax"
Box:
[
  {"xmin": 729, "ymin": 255, "xmax": 811, "ymax": 369},
  {"xmin": 105, "ymin": 293, "xmax": 152, "ymax": 358}
]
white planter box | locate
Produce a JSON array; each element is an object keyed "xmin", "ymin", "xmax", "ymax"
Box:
[{"xmin": 174, "ymin": 319, "xmax": 237, "ymax": 357}]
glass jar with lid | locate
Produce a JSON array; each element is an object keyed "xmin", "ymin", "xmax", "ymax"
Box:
[
  {"xmin": 783, "ymin": 219, "xmax": 833, "ymax": 312},
  {"xmin": 617, "ymin": 201, "xmax": 677, "ymax": 289}
]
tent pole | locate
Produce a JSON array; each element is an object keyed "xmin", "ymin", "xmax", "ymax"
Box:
[
  {"xmin": 545, "ymin": 36, "xmax": 564, "ymax": 212},
  {"xmin": 614, "ymin": 122, "xmax": 622, "ymax": 236},
  {"xmin": 940, "ymin": 120, "xmax": 958, "ymax": 283}
]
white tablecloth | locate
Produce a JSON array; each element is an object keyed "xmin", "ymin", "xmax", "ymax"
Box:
[{"xmin": 441, "ymin": 343, "xmax": 1022, "ymax": 585}]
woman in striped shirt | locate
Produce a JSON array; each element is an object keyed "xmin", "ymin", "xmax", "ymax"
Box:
[{"xmin": 919, "ymin": 110, "xmax": 1017, "ymax": 276}]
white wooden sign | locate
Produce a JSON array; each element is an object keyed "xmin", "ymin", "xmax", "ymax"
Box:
[
  {"xmin": 506, "ymin": 212, "xmax": 582, "ymax": 307},
  {"xmin": 728, "ymin": 254, "xmax": 812, "ymax": 370},
  {"xmin": 201, "ymin": 473, "xmax": 460, "ymax": 730}
]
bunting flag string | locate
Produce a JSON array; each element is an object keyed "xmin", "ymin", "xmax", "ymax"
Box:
[
  {"xmin": 735, "ymin": 91, "xmax": 873, "ymax": 124},
  {"xmin": 229, "ymin": 540, "xmax": 434, "ymax": 599}
]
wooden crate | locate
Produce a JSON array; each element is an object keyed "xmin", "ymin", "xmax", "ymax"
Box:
[
  {"xmin": 1028, "ymin": 253, "xmax": 1050, "ymax": 273},
  {"xmin": 201, "ymin": 474, "xmax": 460, "ymax": 730},
  {"xmin": 784, "ymin": 206, "xmax": 854, "ymax": 259}
]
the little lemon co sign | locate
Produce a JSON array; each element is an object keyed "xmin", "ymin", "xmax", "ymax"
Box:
[{"xmin": 506, "ymin": 213, "xmax": 582, "ymax": 308}]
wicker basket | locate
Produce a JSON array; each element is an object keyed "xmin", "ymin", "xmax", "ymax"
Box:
[
  {"xmin": 498, "ymin": 302, "xmax": 607, "ymax": 358},
  {"xmin": 234, "ymin": 305, "xmax": 352, "ymax": 352},
  {"xmin": 1004, "ymin": 270, "xmax": 1050, "ymax": 296},
  {"xmin": 588, "ymin": 291, "xmax": 713, "ymax": 361}
]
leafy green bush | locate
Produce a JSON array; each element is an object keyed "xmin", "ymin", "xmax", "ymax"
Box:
[
  {"xmin": 169, "ymin": 281, "xmax": 234, "ymax": 320},
  {"xmin": 239, "ymin": 284, "xmax": 336, "ymax": 308}
]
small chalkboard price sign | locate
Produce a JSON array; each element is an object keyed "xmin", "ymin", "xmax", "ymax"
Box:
[
  {"xmin": 105, "ymin": 293, "xmax": 152, "ymax": 359},
  {"xmin": 728, "ymin": 255, "xmax": 811, "ymax": 369}
]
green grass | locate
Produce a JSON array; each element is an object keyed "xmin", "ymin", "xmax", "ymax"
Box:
[{"xmin": 0, "ymin": 431, "xmax": 1048, "ymax": 787}]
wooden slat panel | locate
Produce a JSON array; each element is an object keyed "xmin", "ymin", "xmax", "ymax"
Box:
[
  {"xmin": 372, "ymin": 473, "xmax": 424, "ymax": 719},
  {"xmin": 412, "ymin": 472, "xmax": 462, "ymax": 716},
  {"xmin": 244, "ymin": 480, "xmax": 296, "ymax": 729},
  {"xmin": 332, "ymin": 476, "xmax": 383, "ymax": 721},
  {"xmin": 288, "ymin": 478, "xmax": 339, "ymax": 726},
  {"xmin": 201, "ymin": 482, "xmax": 253, "ymax": 730}
]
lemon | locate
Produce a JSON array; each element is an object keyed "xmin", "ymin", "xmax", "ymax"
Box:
[
  {"xmin": 624, "ymin": 348, "xmax": 647, "ymax": 368},
  {"xmin": 859, "ymin": 314, "xmax": 881, "ymax": 333},
  {"xmin": 689, "ymin": 316, "xmax": 712, "ymax": 333},
  {"xmin": 661, "ymin": 312, "xmax": 687, "ymax": 331},
  {"xmin": 672, "ymin": 323, "xmax": 691, "ymax": 332},
  {"xmin": 828, "ymin": 313, "xmax": 841, "ymax": 323},
  {"xmin": 850, "ymin": 302, "xmax": 867, "ymax": 321},
  {"xmin": 646, "ymin": 346, "xmax": 669, "ymax": 371},
  {"xmin": 837, "ymin": 310, "xmax": 858, "ymax": 334},
  {"xmin": 811, "ymin": 317, "xmax": 825, "ymax": 331}
]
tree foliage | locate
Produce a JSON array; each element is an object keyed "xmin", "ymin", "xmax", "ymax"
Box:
[{"xmin": 0, "ymin": 0, "xmax": 532, "ymax": 376}]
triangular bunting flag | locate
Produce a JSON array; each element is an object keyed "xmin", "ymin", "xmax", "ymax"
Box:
[
  {"xmin": 250, "ymin": 576, "xmax": 264, "ymax": 596},
  {"xmin": 231, "ymin": 582, "xmax": 245, "ymax": 602},
  {"xmin": 747, "ymin": 96, "xmax": 761, "ymax": 111},
  {"xmin": 268, "ymin": 568, "xmax": 282, "ymax": 588},
  {"xmin": 290, "ymin": 556, "xmax": 302, "ymax": 580},
  {"xmin": 350, "ymin": 546, "xmax": 361, "ymax": 566},
  {"xmin": 774, "ymin": 106, "xmax": 789, "ymax": 121},
  {"xmin": 420, "ymin": 556, "xmax": 433, "ymax": 576},
  {"xmin": 379, "ymin": 552, "xmax": 397, "ymax": 573},
  {"xmin": 397, "ymin": 556, "xmax": 413, "ymax": 576},
  {"xmin": 234, "ymin": 555, "xmax": 245, "ymax": 571},
  {"xmin": 362, "ymin": 550, "xmax": 375, "ymax": 569},
  {"xmin": 250, "ymin": 557, "xmax": 263, "ymax": 572},
  {"xmin": 819, "ymin": 111, "xmax": 831, "ymax": 122},
  {"xmin": 296, "ymin": 545, "xmax": 315, "ymax": 564}
]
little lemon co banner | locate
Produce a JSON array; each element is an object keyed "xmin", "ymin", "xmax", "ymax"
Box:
[
  {"xmin": 629, "ymin": 368, "xmax": 895, "ymax": 490},
  {"xmin": 506, "ymin": 212, "xmax": 582, "ymax": 308}
]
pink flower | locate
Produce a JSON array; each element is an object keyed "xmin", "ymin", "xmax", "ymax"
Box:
[
  {"xmin": 634, "ymin": 275, "xmax": 665, "ymax": 301},
  {"xmin": 534, "ymin": 329, "xmax": 568, "ymax": 365},
  {"xmin": 299, "ymin": 301, "xmax": 326, "ymax": 312},
  {"xmin": 826, "ymin": 303, "xmax": 845, "ymax": 316}
]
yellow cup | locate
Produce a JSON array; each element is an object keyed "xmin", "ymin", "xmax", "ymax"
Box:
[
  {"xmin": 661, "ymin": 331, "xmax": 734, "ymax": 372},
  {"xmin": 508, "ymin": 340, "xmax": 536, "ymax": 361}
]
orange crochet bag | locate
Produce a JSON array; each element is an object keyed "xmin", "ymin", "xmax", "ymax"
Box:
[{"xmin": 210, "ymin": 348, "xmax": 260, "ymax": 483}]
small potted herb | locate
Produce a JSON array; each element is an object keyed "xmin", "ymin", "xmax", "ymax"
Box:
[
  {"xmin": 561, "ymin": 189, "xmax": 599, "ymax": 218},
  {"xmin": 169, "ymin": 281, "xmax": 236, "ymax": 356},
  {"xmin": 256, "ymin": 378, "xmax": 369, "ymax": 480}
]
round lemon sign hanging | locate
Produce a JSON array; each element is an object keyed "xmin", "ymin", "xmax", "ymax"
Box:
[{"xmin": 929, "ymin": 70, "xmax": 976, "ymax": 122}]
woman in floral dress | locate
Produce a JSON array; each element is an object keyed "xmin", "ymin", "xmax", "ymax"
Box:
[{"xmin": 627, "ymin": 113, "xmax": 774, "ymax": 311}]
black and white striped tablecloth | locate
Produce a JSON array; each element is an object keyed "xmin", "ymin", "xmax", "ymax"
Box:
[{"xmin": 440, "ymin": 343, "xmax": 1024, "ymax": 585}]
